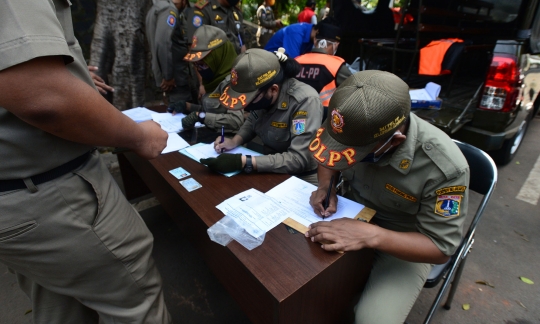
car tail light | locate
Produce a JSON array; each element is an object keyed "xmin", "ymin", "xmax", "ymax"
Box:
[{"xmin": 479, "ymin": 54, "xmax": 520, "ymax": 112}]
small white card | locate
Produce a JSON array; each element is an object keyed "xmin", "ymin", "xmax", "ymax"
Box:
[
  {"xmin": 169, "ymin": 167, "xmax": 190, "ymax": 179},
  {"xmin": 180, "ymin": 178, "xmax": 202, "ymax": 192}
]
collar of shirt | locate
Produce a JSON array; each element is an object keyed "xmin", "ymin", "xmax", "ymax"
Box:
[{"xmin": 379, "ymin": 113, "xmax": 418, "ymax": 175}]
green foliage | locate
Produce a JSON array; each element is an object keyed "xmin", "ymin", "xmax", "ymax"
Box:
[{"xmin": 241, "ymin": 0, "xmax": 329, "ymax": 25}]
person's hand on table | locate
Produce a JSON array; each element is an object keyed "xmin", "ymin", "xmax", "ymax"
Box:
[
  {"xmin": 133, "ymin": 121, "xmax": 168, "ymax": 159},
  {"xmin": 200, "ymin": 153, "xmax": 242, "ymax": 173},
  {"xmin": 310, "ymin": 187, "xmax": 338, "ymax": 218},
  {"xmin": 88, "ymin": 65, "xmax": 114, "ymax": 95},
  {"xmin": 167, "ymin": 100, "xmax": 189, "ymax": 115},
  {"xmin": 160, "ymin": 78, "xmax": 176, "ymax": 92},
  {"xmin": 181, "ymin": 111, "xmax": 199, "ymax": 128},
  {"xmin": 214, "ymin": 137, "xmax": 237, "ymax": 153},
  {"xmin": 305, "ymin": 218, "xmax": 377, "ymax": 252}
]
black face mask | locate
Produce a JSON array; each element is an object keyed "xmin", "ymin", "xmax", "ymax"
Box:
[
  {"xmin": 245, "ymin": 93, "xmax": 273, "ymax": 111},
  {"xmin": 226, "ymin": 0, "xmax": 240, "ymax": 7},
  {"xmin": 195, "ymin": 63, "xmax": 214, "ymax": 82}
]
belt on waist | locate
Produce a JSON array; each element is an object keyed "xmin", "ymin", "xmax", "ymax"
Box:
[{"xmin": 0, "ymin": 151, "xmax": 92, "ymax": 193}]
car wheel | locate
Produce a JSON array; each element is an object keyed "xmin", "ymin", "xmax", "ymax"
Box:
[{"xmin": 492, "ymin": 118, "xmax": 529, "ymax": 165}]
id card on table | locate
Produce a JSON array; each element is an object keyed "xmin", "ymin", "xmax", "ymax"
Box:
[
  {"xmin": 169, "ymin": 167, "xmax": 190, "ymax": 180},
  {"xmin": 180, "ymin": 178, "xmax": 202, "ymax": 192}
]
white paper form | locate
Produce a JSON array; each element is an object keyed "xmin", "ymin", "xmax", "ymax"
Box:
[
  {"xmin": 161, "ymin": 133, "xmax": 190, "ymax": 154},
  {"xmin": 409, "ymin": 82, "xmax": 441, "ymax": 100},
  {"xmin": 122, "ymin": 107, "xmax": 154, "ymax": 123},
  {"xmin": 216, "ymin": 188, "xmax": 294, "ymax": 237},
  {"xmin": 151, "ymin": 112, "xmax": 186, "ymax": 133},
  {"xmin": 266, "ymin": 176, "xmax": 365, "ymax": 228}
]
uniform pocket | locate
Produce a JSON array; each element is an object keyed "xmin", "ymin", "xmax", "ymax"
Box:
[
  {"xmin": 0, "ymin": 221, "xmax": 37, "ymax": 243},
  {"xmin": 267, "ymin": 128, "xmax": 290, "ymax": 142},
  {"xmin": 380, "ymin": 189, "xmax": 420, "ymax": 215}
]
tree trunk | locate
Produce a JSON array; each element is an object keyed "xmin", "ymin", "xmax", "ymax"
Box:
[{"xmin": 90, "ymin": 0, "xmax": 152, "ymax": 110}]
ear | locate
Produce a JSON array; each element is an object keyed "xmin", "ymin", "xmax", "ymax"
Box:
[{"xmin": 390, "ymin": 133, "xmax": 407, "ymax": 147}]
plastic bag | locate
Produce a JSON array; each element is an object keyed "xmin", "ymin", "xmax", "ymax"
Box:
[
  {"xmin": 207, "ymin": 215, "xmax": 265, "ymax": 251},
  {"xmin": 346, "ymin": 57, "xmax": 365, "ymax": 74}
]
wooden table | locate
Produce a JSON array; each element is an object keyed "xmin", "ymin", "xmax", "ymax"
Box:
[{"xmin": 118, "ymin": 126, "xmax": 374, "ymax": 324}]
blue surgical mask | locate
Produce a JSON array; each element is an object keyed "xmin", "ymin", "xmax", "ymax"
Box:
[{"xmin": 360, "ymin": 131, "xmax": 402, "ymax": 163}]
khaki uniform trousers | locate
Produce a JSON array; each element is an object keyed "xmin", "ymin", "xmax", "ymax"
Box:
[
  {"xmin": 354, "ymin": 250, "xmax": 432, "ymax": 324},
  {"xmin": 0, "ymin": 151, "xmax": 171, "ymax": 324}
]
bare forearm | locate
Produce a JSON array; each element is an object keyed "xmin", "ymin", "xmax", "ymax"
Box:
[
  {"xmin": 0, "ymin": 56, "xmax": 145, "ymax": 151},
  {"xmin": 371, "ymin": 228, "xmax": 449, "ymax": 264}
]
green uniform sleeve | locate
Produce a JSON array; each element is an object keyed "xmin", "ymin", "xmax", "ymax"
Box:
[
  {"xmin": 336, "ymin": 64, "xmax": 353, "ymax": 88},
  {"xmin": 236, "ymin": 113, "xmax": 257, "ymax": 144},
  {"xmin": 256, "ymin": 95, "xmax": 323, "ymax": 174},
  {"xmin": 155, "ymin": 9, "xmax": 175, "ymax": 81},
  {"xmin": 417, "ymin": 166, "xmax": 470, "ymax": 256}
]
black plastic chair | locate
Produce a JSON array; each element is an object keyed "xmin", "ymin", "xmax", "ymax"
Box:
[{"xmin": 422, "ymin": 140, "xmax": 498, "ymax": 324}]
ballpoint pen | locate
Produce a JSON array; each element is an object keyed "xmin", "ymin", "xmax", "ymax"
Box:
[
  {"xmin": 322, "ymin": 175, "xmax": 334, "ymax": 220},
  {"xmin": 220, "ymin": 125, "xmax": 225, "ymax": 153}
]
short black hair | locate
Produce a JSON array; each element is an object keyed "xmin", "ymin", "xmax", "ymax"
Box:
[{"xmin": 306, "ymin": 0, "xmax": 316, "ymax": 7}]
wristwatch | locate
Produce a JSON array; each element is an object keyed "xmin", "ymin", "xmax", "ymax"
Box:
[
  {"xmin": 244, "ymin": 155, "xmax": 253, "ymax": 174},
  {"xmin": 198, "ymin": 111, "xmax": 206, "ymax": 124}
]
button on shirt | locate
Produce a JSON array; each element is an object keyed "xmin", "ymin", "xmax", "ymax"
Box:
[{"xmin": 342, "ymin": 114, "xmax": 470, "ymax": 256}]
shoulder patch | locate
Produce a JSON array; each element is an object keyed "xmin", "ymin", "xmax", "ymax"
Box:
[
  {"xmin": 292, "ymin": 119, "xmax": 306, "ymax": 135},
  {"xmin": 435, "ymin": 195, "xmax": 462, "ymax": 217},
  {"xmin": 271, "ymin": 121, "xmax": 288, "ymax": 129},
  {"xmin": 195, "ymin": 0, "xmax": 209, "ymax": 9},
  {"xmin": 435, "ymin": 186, "xmax": 467, "ymax": 195},
  {"xmin": 293, "ymin": 110, "xmax": 308, "ymax": 118},
  {"xmin": 385, "ymin": 184, "xmax": 417, "ymax": 202},
  {"xmin": 167, "ymin": 15, "xmax": 176, "ymax": 27},
  {"xmin": 192, "ymin": 15, "xmax": 203, "ymax": 27}
]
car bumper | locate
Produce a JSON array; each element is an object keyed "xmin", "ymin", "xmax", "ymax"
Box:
[{"xmin": 452, "ymin": 125, "xmax": 508, "ymax": 151}]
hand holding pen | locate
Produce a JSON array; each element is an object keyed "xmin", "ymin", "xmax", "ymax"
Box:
[
  {"xmin": 220, "ymin": 125, "xmax": 225, "ymax": 153},
  {"xmin": 322, "ymin": 175, "xmax": 334, "ymax": 220}
]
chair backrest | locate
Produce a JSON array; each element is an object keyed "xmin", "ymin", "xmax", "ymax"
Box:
[{"xmin": 452, "ymin": 139, "xmax": 497, "ymax": 242}]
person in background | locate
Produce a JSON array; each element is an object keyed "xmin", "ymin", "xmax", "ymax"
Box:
[
  {"xmin": 295, "ymin": 19, "xmax": 351, "ymax": 116},
  {"xmin": 318, "ymin": 1, "xmax": 330, "ymax": 22},
  {"xmin": 170, "ymin": 25, "xmax": 244, "ymax": 132},
  {"xmin": 264, "ymin": 22, "xmax": 318, "ymax": 58},
  {"xmin": 200, "ymin": 48, "xmax": 323, "ymax": 185},
  {"xmin": 298, "ymin": 0, "xmax": 317, "ymax": 24},
  {"xmin": 88, "ymin": 65, "xmax": 115, "ymax": 95},
  {"xmin": 0, "ymin": 0, "xmax": 171, "ymax": 322},
  {"xmin": 306, "ymin": 71, "xmax": 469, "ymax": 324},
  {"xmin": 182, "ymin": 0, "xmax": 246, "ymax": 55},
  {"xmin": 146, "ymin": 0, "xmax": 194, "ymax": 104},
  {"xmin": 256, "ymin": 0, "xmax": 282, "ymax": 48}
]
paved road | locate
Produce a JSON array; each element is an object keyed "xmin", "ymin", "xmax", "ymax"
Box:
[{"xmin": 1, "ymin": 115, "xmax": 539, "ymax": 324}]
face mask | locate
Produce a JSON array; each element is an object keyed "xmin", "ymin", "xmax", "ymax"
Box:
[
  {"xmin": 226, "ymin": 0, "xmax": 240, "ymax": 7},
  {"xmin": 316, "ymin": 39, "xmax": 339, "ymax": 55},
  {"xmin": 245, "ymin": 90, "xmax": 273, "ymax": 111},
  {"xmin": 194, "ymin": 62, "xmax": 214, "ymax": 82},
  {"xmin": 360, "ymin": 131, "xmax": 402, "ymax": 163}
]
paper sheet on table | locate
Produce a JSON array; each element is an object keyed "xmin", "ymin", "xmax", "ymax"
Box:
[
  {"xmin": 151, "ymin": 112, "xmax": 186, "ymax": 133},
  {"xmin": 161, "ymin": 133, "xmax": 190, "ymax": 154},
  {"xmin": 216, "ymin": 188, "xmax": 295, "ymax": 238},
  {"xmin": 122, "ymin": 107, "xmax": 154, "ymax": 123},
  {"xmin": 409, "ymin": 82, "xmax": 441, "ymax": 100},
  {"xmin": 180, "ymin": 143, "xmax": 262, "ymax": 177},
  {"xmin": 266, "ymin": 176, "xmax": 365, "ymax": 228}
]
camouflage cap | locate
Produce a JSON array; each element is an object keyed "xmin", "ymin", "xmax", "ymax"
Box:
[
  {"xmin": 309, "ymin": 70, "xmax": 411, "ymax": 170},
  {"xmin": 184, "ymin": 25, "xmax": 227, "ymax": 62},
  {"xmin": 219, "ymin": 48, "xmax": 281, "ymax": 110}
]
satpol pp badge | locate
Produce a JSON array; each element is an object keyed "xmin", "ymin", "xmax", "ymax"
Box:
[{"xmin": 434, "ymin": 195, "xmax": 462, "ymax": 217}]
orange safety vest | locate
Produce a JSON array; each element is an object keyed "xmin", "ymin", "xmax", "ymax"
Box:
[
  {"xmin": 419, "ymin": 38, "xmax": 464, "ymax": 75},
  {"xmin": 295, "ymin": 52, "xmax": 344, "ymax": 106}
]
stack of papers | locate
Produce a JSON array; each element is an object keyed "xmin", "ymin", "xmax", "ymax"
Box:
[
  {"xmin": 151, "ymin": 112, "xmax": 187, "ymax": 133},
  {"xmin": 180, "ymin": 143, "xmax": 261, "ymax": 177},
  {"xmin": 122, "ymin": 107, "xmax": 154, "ymax": 123},
  {"xmin": 409, "ymin": 82, "xmax": 442, "ymax": 109},
  {"xmin": 215, "ymin": 177, "xmax": 365, "ymax": 239}
]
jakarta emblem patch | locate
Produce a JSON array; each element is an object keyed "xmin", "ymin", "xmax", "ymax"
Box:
[
  {"xmin": 292, "ymin": 119, "xmax": 306, "ymax": 135},
  {"xmin": 434, "ymin": 195, "xmax": 462, "ymax": 217}
]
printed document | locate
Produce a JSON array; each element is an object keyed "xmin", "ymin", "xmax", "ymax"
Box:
[
  {"xmin": 151, "ymin": 112, "xmax": 186, "ymax": 133},
  {"xmin": 216, "ymin": 188, "xmax": 294, "ymax": 238},
  {"xmin": 161, "ymin": 133, "xmax": 190, "ymax": 154},
  {"xmin": 266, "ymin": 176, "xmax": 365, "ymax": 228},
  {"xmin": 122, "ymin": 107, "xmax": 154, "ymax": 123}
]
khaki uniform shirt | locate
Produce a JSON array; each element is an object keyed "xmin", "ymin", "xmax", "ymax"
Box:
[
  {"xmin": 342, "ymin": 114, "xmax": 470, "ymax": 256},
  {"xmin": 182, "ymin": 0, "xmax": 245, "ymax": 54},
  {"xmin": 236, "ymin": 78, "xmax": 323, "ymax": 174},
  {"xmin": 191, "ymin": 75, "xmax": 245, "ymax": 133},
  {"xmin": 0, "ymin": 0, "xmax": 94, "ymax": 179},
  {"xmin": 146, "ymin": 0, "xmax": 178, "ymax": 86}
]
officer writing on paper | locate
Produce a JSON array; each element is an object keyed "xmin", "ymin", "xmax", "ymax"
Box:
[
  {"xmin": 305, "ymin": 71, "xmax": 470, "ymax": 324},
  {"xmin": 200, "ymin": 48, "xmax": 323, "ymax": 185}
]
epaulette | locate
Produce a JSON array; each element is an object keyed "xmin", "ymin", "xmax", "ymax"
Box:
[{"xmin": 194, "ymin": 0, "xmax": 209, "ymax": 10}]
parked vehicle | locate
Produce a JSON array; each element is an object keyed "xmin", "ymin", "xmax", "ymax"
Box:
[{"xmin": 335, "ymin": 0, "xmax": 540, "ymax": 165}]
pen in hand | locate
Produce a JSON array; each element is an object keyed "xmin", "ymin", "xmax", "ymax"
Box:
[
  {"xmin": 322, "ymin": 175, "xmax": 334, "ymax": 220},
  {"xmin": 220, "ymin": 125, "xmax": 225, "ymax": 153}
]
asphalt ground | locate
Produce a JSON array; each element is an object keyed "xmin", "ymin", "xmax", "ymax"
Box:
[{"xmin": 1, "ymin": 114, "xmax": 539, "ymax": 324}]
